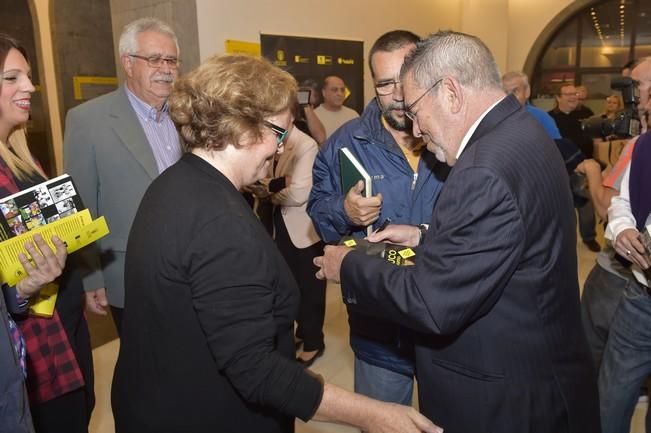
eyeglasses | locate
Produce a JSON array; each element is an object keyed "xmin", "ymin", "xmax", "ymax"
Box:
[
  {"xmin": 374, "ymin": 79, "xmax": 401, "ymax": 96},
  {"xmin": 404, "ymin": 79, "xmax": 443, "ymax": 122},
  {"xmin": 263, "ymin": 121, "xmax": 288, "ymax": 147},
  {"xmin": 129, "ymin": 54, "xmax": 180, "ymax": 69}
]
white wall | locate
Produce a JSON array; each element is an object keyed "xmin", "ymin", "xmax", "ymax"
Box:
[
  {"xmin": 506, "ymin": 0, "xmax": 575, "ymax": 73},
  {"xmin": 196, "ymin": 0, "xmax": 576, "ymax": 101},
  {"xmin": 196, "ymin": 0, "xmax": 461, "ymax": 103}
]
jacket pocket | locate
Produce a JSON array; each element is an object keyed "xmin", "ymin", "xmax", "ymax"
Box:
[{"xmin": 431, "ymin": 357, "xmax": 504, "ymax": 382}]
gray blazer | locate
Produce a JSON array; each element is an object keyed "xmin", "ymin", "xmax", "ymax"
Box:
[{"xmin": 64, "ymin": 86, "xmax": 160, "ymax": 307}]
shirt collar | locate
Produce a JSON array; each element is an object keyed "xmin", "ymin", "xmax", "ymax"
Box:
[
  {"xmin": 125, "ymin": 85, "xmax": 169, "ymax": 122},
  {"xmin": 455, "ymin": 96, "xmax": 505, "ymax": 159}
]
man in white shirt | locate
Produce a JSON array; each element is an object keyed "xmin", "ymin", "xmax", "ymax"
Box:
[
  {"xmin": 314, "ymin": 75, "xmax": 359, "ymax": 138},
  {"xmin": 598, "ymin": 56, "xmax": 651, "ymax": 433}
]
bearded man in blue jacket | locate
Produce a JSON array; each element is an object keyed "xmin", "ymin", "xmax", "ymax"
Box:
[{"xmin": 307, "ymin": 30, "xmax": 448, "ymax": 405}]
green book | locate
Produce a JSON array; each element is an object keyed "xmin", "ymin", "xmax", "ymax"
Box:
[
  {"xmin": 339, "ymin": 147, "xmax": 371, "ymax": 198},
  {"xmin": 339, "ymin": 147, "xmax": 372, "ymax": 236}
]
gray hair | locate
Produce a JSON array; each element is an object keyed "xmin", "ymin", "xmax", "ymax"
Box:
[
  {"xmin": 118, "ymin": 17, "xmax": 179, "ymax": 57},
  {"xmin": 501, "ymin": 71, "xmax": 529, "ymax": 92},
  {"xmin": 401, "ymin": 30, "xmax": 501, "ymax": 91}
]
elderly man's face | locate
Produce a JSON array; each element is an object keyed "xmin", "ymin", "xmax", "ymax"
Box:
[
  {"xmin": 503, "ymin": 78, "xmax": 528, "ymax": 106},
  {"xmin": 371, "ymin": 44, "xmax": 415, "ymax": 132},
  {"xmin": 122, "ymin": 30, "xmax": 178, "ymax": 109},
  {"xmin": 403, "ymin": 74, "xmax": 452, "ymax": 164}
]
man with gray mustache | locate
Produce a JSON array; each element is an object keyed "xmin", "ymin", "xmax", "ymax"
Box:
[
  {"xmin": 308, "ymin": 30, "xmax": 448, "ymax": 405},
  {"xmin": 63, "ymin": 17, "xmax": 182, "ymax": 334}
]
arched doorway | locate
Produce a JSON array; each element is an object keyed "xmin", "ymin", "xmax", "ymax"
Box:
[{"xmin": 525, "ymin": 0, "xmax": 651, "ymax": 113}]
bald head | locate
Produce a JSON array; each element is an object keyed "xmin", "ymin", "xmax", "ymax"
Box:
[{"xmin": 321, "ymin": 75, "xmax": 346, "ymax": 110}]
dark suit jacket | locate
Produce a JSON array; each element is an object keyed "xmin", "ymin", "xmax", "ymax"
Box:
[
  {"xmin": 112, "ymin": 154, "xmax": 322, "ymax": 433},
  {"xmin": 341, "ymin": 95, "xmax": 600, "ymax": 433}
]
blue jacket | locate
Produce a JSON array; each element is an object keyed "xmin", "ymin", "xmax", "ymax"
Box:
[
  {"xmin": 308, "ymin": 99, "xmax": 447, "ymax": 242},
  {"xmin": 308, "ymin": 99, "xmax": 448, "ymax": 371}
]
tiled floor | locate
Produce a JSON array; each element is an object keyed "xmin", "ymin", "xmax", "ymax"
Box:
[{"xmin": 88, "ymin": 232, "xmax": 648, "ymax": 433}]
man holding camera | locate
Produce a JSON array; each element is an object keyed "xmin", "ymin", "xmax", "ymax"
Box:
[
  {"xmin": 314, "ymin": 75, "xmax": 359, "ymax": 138},
  {"xmin": 598, "ymin": 56, "xmax": 651, "ymax": 433}
]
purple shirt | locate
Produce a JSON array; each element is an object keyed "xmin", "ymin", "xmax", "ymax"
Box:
[{"xmin": 126, "ymin": 86, "xmax": 182, "ymax": 173}]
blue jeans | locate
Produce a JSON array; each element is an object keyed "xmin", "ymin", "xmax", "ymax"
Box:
[
  {"xmin": 354, "ymin": 356, "xmax": 413, "ymax": 405},
  {"xmin": 599, "ymin": 279, "xmax": 651, "ymax": 433}
]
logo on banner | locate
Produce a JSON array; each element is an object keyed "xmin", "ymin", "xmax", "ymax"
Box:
[
  {"xmin": 338, "ymin": 58, "xmax": 355, "ymax": 65},
  {"xmin": 274, "ymin": 50, "xmax": 287, "ymax": 66},
  {"xmin": 316, "ymin": 55, "xmax": 333, "ymax": 65},
  {"xmin": 294, "ymin": 55, "xmax": 310, "ymax": 64}
]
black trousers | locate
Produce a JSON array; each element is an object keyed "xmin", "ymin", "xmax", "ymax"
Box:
[{"xmin": 273, "ymin": 210, "xmax": 326, "ymax": 352}]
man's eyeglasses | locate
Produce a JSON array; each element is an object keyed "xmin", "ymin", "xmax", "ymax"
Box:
[
  {"xmin": 264, "ymin": 121, "xmax": 288, "ymax": 147},
  {"xmin": 129, "ymin": 54, "xmax": 180, "ymax": 69},
  {"xmin": 374, "ymin": 79, "xmax": 401, "ymax": 96},
  {"xmin": 404, "ymin": 79, "xmax": 443, "ymax": 122}
]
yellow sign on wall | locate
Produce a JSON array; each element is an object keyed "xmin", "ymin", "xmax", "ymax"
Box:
[
  {"xmin": 225, "ymin": 40, "xmax": 261, "ymax": 56},
  {"xmin": 73, "ymin": 76, "xmax": 118, "ymax": 100}
]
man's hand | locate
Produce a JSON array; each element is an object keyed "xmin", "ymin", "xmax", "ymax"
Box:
[
  {"xmin": 85, "ymin": 287, "xmax": 109, "ymax": 316},
  {"xmin": 343, "ymin": 180, "xmax": 382, "ymax": 227},
  {"xmin": 574, "ymin": 158, "xmax": 602, "ymax": 176},
  {"xmin": 314, "ymin": 245, "xmax": 352, "ymax": 283},
  {"xmin": 615, "ymin": 228, "xmax": 650, "ymax": 269},
  {"xmin": 16, "ymin": 234, "xmax": 67, "ymax": 299},
  {"xmin": 367, "ymin": 224, "xmax": 421, "ymax": 247}
]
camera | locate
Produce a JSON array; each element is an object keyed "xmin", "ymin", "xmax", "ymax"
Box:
[
  {"xmin": 297, "ymin": 89, "xmax": 311, "ymax": 106},
  {"xmin": 581, "ymin": 77, "xmax": 641, "ymax": 139}
]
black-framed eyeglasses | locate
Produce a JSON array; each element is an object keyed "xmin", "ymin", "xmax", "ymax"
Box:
[
  {"xmin": 129, "ymin": 54, "xmax": 180, "ymax": 69},
  {"xmin": 263, "ymin": 121, "xmax": 288, "ymax": 147},
  {"xmin": 374, "ymin": 79, "xmax": 401, "ymax": 96},
  {"xmin": 404, "ymin": 79, "xmax": 443, "ymax": 122}
]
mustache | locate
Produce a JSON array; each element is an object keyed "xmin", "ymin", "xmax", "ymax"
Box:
[
  {"xmin": 152, "ymin": 74, "xmax": 174, "ymax": 82},
  {"xmin": 384, "ymin": 102, "xmax": 405, "ymax": 111}
]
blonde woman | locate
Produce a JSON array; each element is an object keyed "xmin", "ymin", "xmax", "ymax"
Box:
[{"xmin": 0, "ymin": 34, "xmax": 93, "ymax": 433}]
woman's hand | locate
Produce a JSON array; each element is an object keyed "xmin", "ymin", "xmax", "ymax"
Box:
[
  {"xmin": 15, "ymin": 234, "xmax": 67, "ymax": 299},
  {"xmin": 364, "ymin": 403, "xmax": 443, "ymax": 433}
]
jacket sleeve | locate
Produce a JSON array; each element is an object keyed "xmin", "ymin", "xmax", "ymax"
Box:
[
  {"xmin": 187, "ymin": 215, "xmax": 323, "ymax": 421},
  {"xmin": 341, "ymin": 167, "xmax": 525, "ymax": 336},
  {"xmin": 272, "ymin": 135, "xmax": 318, "ymax": 207},
  {"xmin": 306, "ymin": 136, "xmax": 354, "ymax": 243},
  {"xmin": 63, "ymin": 107, "xmax": 105, "ymax": 292}
]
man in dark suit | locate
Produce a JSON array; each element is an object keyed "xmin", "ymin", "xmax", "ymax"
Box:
[{"xmin": 315, "ymin": 30, "xmax": 600, "ymax": 433}]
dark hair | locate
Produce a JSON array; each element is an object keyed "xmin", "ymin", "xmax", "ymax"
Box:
[
  {"xmin": 0, "ymin": 34, "xmax": 29, "ymax": 73},
  {"xmin": 368, "ymin": 30, "xmax": 420, "ymax": 77}
]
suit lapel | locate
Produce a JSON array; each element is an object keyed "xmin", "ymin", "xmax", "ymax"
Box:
[
  {"xmin": 463, "ymin": 94, "xmax": 522, "ymax": 155},
  {"xmin": 109, "ymin": 87, "xmax": 160, "ymax": 180}
]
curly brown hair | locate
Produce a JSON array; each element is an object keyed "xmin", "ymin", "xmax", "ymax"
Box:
[{"xmin": 168, "ymin": 54, "xmax": 297, "ymax": 151}]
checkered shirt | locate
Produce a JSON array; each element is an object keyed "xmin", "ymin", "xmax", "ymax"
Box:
[{"xmin": 0, "ymin": 160, "xmax": 85, "ymax": 403}]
